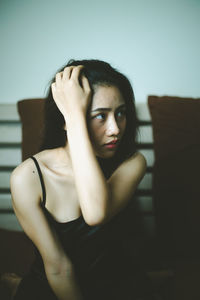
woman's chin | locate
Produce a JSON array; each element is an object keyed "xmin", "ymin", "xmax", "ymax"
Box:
[{"xmin": 96, "ymin": 151, "xmax": 116, "ymax": 159}]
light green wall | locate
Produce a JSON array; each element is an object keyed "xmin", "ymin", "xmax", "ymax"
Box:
[{"xmin": 1, "ymin": 0, "xmax": 200, "ymax": 103}]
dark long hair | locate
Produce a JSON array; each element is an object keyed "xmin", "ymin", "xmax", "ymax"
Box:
[{"xmin": 40, "ymin": 59, "xmax": 138, "ymax": 177}]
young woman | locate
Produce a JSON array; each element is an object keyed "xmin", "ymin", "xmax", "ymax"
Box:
[{"xmin": 9, "ymin": 59, "xmax": 157, "ymax": 300}]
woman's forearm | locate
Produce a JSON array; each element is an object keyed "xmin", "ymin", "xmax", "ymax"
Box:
[
  {"xmin": 46, "ymin": 269, "xmax": 82, "ymax": 300},
  {"xmin": 66, "ymin": 111, "xmax": 110, "ymax": 226},
  {"xmin": 52, "ymin": 66, "xmax": 110, "ymax": 225}
]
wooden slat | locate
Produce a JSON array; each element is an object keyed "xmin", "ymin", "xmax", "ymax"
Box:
[
  {"xmin": 0, "ymin": 189, "xmax": 10, "ymax": 194},
  {"xmin": 0, "ymin": 143, "xmax": 21, "ymax": 148},
  {"xmin": 0, "ymin": 208, "xmax": 13, "ymax": 213},
  {"xmin": 146, "ymin": 167, "xmax": 153, "ymax": 173},
  {"xmin": 135, "ymin": 189, "xmax": 153, "ymax": 197},
  {"xmin": 137, "ymin": 143, "xmax": 154, "ymax": 149},
  {"xmin": 0, "ymin": 166, "xmax": 15, "ymax": 171}
]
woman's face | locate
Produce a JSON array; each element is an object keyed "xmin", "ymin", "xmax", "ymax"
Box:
[{"xmin": 88, "ymin": 85, "xmax": 127, "ymax": 159}]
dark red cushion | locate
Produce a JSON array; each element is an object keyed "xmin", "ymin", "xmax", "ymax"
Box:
[
  {"xmin": 17, "ymin": 99, "xmax": 45, "ymax": 161},
  {"xmin": 148, "ymin": 95, "xmax": 200, "ymax": 259}
]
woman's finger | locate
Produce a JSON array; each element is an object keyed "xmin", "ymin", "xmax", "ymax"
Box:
[
  {"xmin": 51, "ymin": 82, "xmax": 57, "ymax": 99},
  {"xmin": 62, "ymin": 66, "xmax": 74, "ymax": 81},
  {"xmin": 55, "ymin": 72, "xmax": 62, "ymax": 87},
  {"xmin": 70, "ymin": 65, "xmax": 84, "ymax": 82},
  {"xmin": 82, "ymin": 76, "xmax": 91, "ymax": 92}
]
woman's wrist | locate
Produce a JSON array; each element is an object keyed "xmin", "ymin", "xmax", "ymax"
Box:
[{"xmin": 64, "ymin": 109, "xmax": 87, "ymax": 131}]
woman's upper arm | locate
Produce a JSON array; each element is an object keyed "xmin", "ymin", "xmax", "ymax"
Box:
[
  {"xmin": 10, "ymin": 160, "xmax": 68, "ymax": 272},
  {"xmin": 106, "ymin": 152, "xmax": 146, "ymax": 220}
]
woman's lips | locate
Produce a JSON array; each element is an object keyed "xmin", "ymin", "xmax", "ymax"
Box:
[{"xmin": 104, "ymin": 141, "xmax": 118, "ymax": 149}]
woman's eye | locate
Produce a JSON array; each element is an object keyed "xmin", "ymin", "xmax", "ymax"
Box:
[
  {"xmin": 95, "ymin": 113, "xmax": 105, "ymax": 120},
  {"xmin": 116, "ymin": 110, "xmax": 126, "ymax": 118}
]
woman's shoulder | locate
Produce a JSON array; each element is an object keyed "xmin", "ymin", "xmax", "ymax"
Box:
[
  {"xmin": 10, "ymin": 151, "xmax": 56, "ymax": 206},
  {"xmin": 113, "ymin": 151, "xmax": 147, "ymax": 181},
  {"xmin": 125, "ymin": 151, "xmax": 147, "ymax": 168},
  {"xmin": 10, "ymin": 150, "xmax": 49, "ymax": 185},
  {"xmin": 10, "ymin": 148, "xmax": 62, "ymax": 187},
  {"xmin": 127, "ymin": 151, "xmax": 147, "ymax": 174},
  {"xmin": 11, "ymin": 157, "xmax": 34, "ymax": 178},
  {"xmin": 10, "ymin": 158, "xmax": 37, "ymax": 191},
  {"xmin": 11, "ymin": 150, "xmax": 51, "ymax": 175},
  {"xmin": 110, "ymin": 151, "xmax": 146, "ymax": 182}
]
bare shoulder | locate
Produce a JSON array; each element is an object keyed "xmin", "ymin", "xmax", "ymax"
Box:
[
  {"xmin": 10, "ymin": 157, "xmax": 42, "ymax": 206},
  {"xmin": 127, "ymin": 151, "xmax": 147, "ymax": 173},
  {"xmin": 127, "ymin": 151, "xmax": 146, "ymax": 166},
  {"xmin": 108, "ymin": 151, "xmax": 147, "ymax": 192},
  {"xmin": 111, "ymin": 151, "xmax": 146, "ymax": 179},
  {"xmin": 10, "ymin": 157, "xmax": 36, "ymax": 186},
  {"xmin": 10, "ymin": 150, "xmax": 49, "ymax": 185}
]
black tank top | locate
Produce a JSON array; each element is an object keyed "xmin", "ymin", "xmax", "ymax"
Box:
[{"xmin": 26, "ymin": 156, "xmax": 154, "ymax": 300}]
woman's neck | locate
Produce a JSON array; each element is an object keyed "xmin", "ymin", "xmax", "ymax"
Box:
[{"xmin": 46, "ymin": 145, "xmax": 72, "ymax": 169}]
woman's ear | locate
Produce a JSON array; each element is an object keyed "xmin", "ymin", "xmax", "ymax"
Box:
[{"xmin": 64, "ymin": 123, "xmax": 67, "ymax": 131}]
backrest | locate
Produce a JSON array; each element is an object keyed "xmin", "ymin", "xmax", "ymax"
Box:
[{"xmin": 17, "ymin": 99, "xmax": 45, "ymax": 161}]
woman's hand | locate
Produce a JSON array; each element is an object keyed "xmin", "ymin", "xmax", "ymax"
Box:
[{"xmin": 51, "ymin": 65, "xmax": 91, "ymax": 123}]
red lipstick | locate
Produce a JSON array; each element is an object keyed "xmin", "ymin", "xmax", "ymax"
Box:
[{"xmin": 104, "ymin": 140, "xmax": 118, "ymax": 149}]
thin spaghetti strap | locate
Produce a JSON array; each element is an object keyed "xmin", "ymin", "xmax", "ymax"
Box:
[{"xmin": 30, "ymin": 156, "xmax": 46, "ymax": 206}]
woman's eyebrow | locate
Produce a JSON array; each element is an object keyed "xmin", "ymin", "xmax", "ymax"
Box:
[
  {"xmin": 91, "ymin": 108, "xmax": 111, "ymax": 113},
  {"xmin": 91, "ymin": 104, "xmax": 126, "ymax": 113},
  {"xmin": 116, "ymin": 104, "xmax": 126, "ymax": 110}
]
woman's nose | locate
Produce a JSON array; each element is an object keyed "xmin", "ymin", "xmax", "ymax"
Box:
[{"xmin": 106, "ymin": 116, "xmax": 120, "ymax": 136}]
